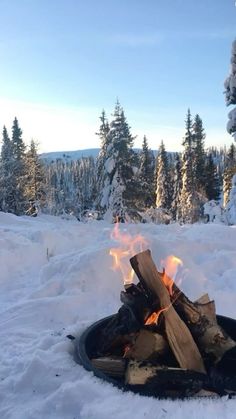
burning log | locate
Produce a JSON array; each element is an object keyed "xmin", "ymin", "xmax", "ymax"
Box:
[
  {"xmin": 131, "ymin": 250, "xmax": 236, "ymax": 367},
  {"xmin": 124, "ymin": 329, "xmax": 169, "ymax": 361},
  {"xmin": 170, "ymin": 277, "xmax": 236, "ymax": 364},
  {"xmin": 130, "ymin": 250, "xmax": 206, "ymax": 374}
]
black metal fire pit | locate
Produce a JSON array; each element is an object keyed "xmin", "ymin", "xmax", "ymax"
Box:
[{"xmin": 75, "ymin": 314, "xmax": 236, "ymax": 398}]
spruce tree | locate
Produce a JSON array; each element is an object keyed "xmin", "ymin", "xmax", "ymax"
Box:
[
  {"xmin": 25, "ymin": 140, "xmax": 45, "ymax": 208},
  {"xmin": 223, "ymin": 143, "xmax": 236, "ymax": 206},
  {"xmin": 11, "ymin": 118, "xmax": 27, "ymax": 214},
  {"xmin": 155, "ymin": 140, "xmax": 171, "ymax": 210},
  {"xmin": 0, "ymin": 126, "xmax": 15, "ymax": 212},
  {"xmin": 205, "ymin": 154, "xmax": 220, "ymax": 201},
  {"xmin": 171, "ymin": 153, "xmax": 182, "ymax": 220},
  {"xmin": 96, "ymin": 110, "xmax": 110, "ymax": 208},
  {"xmin": 99, "ymin": 101, "xmax": 135, "ymax": 219},
  {"xmin": 225, "ymin": 174, "xmax": 236, "ymax": 225},
  {"xmin": 192, "ymin": 114, "xmax": 206, "ymax": 191},
  {"xmin": 139, "ymin": 136, "xmax": 155, "ymax": 207},
  {"xmin": 179, "ymin": 109, "xmax": 201, "ymax": 223},
  {"xmin": 224, "ymin": 39, "xmax": 236, "ymax": 140}
]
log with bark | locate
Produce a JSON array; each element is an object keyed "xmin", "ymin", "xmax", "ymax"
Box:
[
  {"xmin": 86, "ymin": 248, "xmax": 236, "ymax": 397},
  {"xmin": 130, "ymin": 250, "xmax": 206, "ymax": 374},
  {"xmin": 130, "ymin": 250, "xmax": 236, "ymax": 367}
]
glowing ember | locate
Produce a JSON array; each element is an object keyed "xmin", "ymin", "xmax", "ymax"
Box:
[{"xmin": 109, "ymin": 221, "xmax": 148, "ymax": 284}]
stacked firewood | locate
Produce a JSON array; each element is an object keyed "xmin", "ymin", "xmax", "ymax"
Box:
[{"xmin": 92, "ymin": 250, "xmax": 236, "ymax": 398}]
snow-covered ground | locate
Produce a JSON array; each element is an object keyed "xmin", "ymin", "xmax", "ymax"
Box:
[{"xmin": 0, "ymin": 212, "xmax": 236, "ymax": 419}]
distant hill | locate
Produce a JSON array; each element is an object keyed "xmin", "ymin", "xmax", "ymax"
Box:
[
  {"xmin": 40, "ymin": 148, "xmax": 163, "ymax": 163},
  {"xmin": 40, "ymin": 148, "xmax": 100, "ymax": 162}
]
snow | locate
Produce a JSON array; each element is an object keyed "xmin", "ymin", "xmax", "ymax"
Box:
[
  {"xmin": 227, "ymin": 108, "xmax": 236, "ymax": 140},
  {"xmin": 0, "ymin": 212, "xmax": 236, "ymax": 418},
  {"xmin": 225, "ymin": 175, "xmax": 236, "ymax": 225}
]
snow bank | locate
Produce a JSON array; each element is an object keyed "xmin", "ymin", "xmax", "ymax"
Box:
[{"xmin": 0, "ymin": 213, "xmax": 236, "ymax": 418}]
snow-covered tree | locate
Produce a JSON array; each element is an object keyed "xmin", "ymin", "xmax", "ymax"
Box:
[
  {"xmin": 25, "ymin": 140, "xmax": 45, "ymax": 208},
  {"xmin": 179, "ymin": 109, "xmax": 201, "ymax": 223},
  {"xmin": 138, "ymin": 136, "xmax": 155, "ymax": 207},
  {"xmin": 99, "ymin": 101, "xmax": 135, "ymax": 219},
  {"xmin": 11, "ymin": 118, "xmax": 27, "ymax": 214},
  {"xmin": 155, "ymin": 140, "xmax": 172, "ymax": 210},
  {"xmin": 224, "ymin": 174, "xmax": 236, "ymax": 225},
  {"xmin": 224, "ymin": 39, "xmax": 236, "ymax": 141},
  {"xmin": 0, "ymin": 126, "xmax": 15, "ymax": 212},
  {"xmin": 192, "ymin": 114, "xmax": 206, "ymax": 191},
  {"xmin": 171, "ymin": 153, "xmax": 182, "ymax": 220},
  {"xmin": 95, "ymin": 110, "xmax": 110, "ymax": 208},
  {"xmin": 205, "ymin": 153, "xmax": 220, "ymax": 201},
  {"xmin": 223, "ymin": 143, "xmax": 236, "ymax": 206}
]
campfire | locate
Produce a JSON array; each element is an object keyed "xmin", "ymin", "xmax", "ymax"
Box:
[{"xmin": 77, "ymin": 226, "xmax": 236, "ymax": 398}]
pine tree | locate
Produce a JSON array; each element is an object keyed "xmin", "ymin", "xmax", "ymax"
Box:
[
  {"xmin": 0, "ymin": 126, "xmax": 15, "ymax": 212},
  {"xmin": 224, "ymin": 174, "xmax": 236, "ymax": 225},
  {"xmin": 11, "ymin": 118, "xmax": 27, "ymax": 214},
  {"xmin": 205, "ymin": 154, "xmax": 220, "ymax": 201},
  {"xmin": 171, "ymin": 153, "xmax": 182, "ymax": 220},
  {"xmin": 223, "ymin": 143, "xmax": 236, "ymax": 206},
  {"xmin": 25, "ymin": 140, "xmax": 45, "ymax": 208},
  {"xmin": 179, "ymin": 109, "xmax": 201, "ymax": 223},
  {"xmin": 155, "ymin": 140, "xmax": 171, "ymax": 210},
  {"xmin": 96, "ymin": 110, "xmax": 110, "ymax": 208},
  {"xmin": 99, "ymin": 101, "xmax": 135, "ymax": 219},
  {"xmin": 138, "ymin": 136, "xmax": 155, "ymax": 207},
  {"xmin": 192, "ymin": 114, "xmax": 206, "ymax": 191},
  {"xmin": 224, "ymin": 39, "xmax": 236, "ymax": 140}
]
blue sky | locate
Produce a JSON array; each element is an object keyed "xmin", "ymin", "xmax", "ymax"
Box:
[{"xmin": 0, "ymin": 0, "xmax": 235, "ymax": 152}]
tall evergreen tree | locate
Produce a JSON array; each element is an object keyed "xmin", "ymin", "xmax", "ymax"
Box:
[
  {"xmin": 155, "ymin": 140, "xmax": 171, "ymax": 210},
  {"xmin": 192, "ymin": 114, "xmax": 206, "ymax": 191},
  {"xmin": 138, "ymin": 136, "xmax": 155, "ymax": 207},
  {"xmin": 96, "ymin": 110, "xmax": 110, "ymax": 208},
  {"xmin": 99, "ymin": 101, "xmax": 135, "ymax": 219},
  {"xmin": 223, "ymin": 143, "xmax": 236, "ymax": 206},
  {"xmin": 224, "ymin": 174, "xmax": 236, "ymax": 225},
  {"xmin": 171, "ymin": 153, "xmax": 182, "ymax": 220},
  {"xmin": 179, "ymin": 109, "xmax": 201, "ymax": 223},
  {"xmin": 0, "ymin": 126, "xmax": 15, "ymax": 212},
  {"xmin": 225, "ymin": 39, "xmax": 236, "ymax": 141},
  {"xmin": 25, "ymin": 140, "xmax": 45, "ymax": 208},
  {"xmin": 205, "ymin": 153, "xmax": 220, "ymax": 201},
  {"xmin": 11, "ymin": 118, "xmax": 27, "ymax": 214}
]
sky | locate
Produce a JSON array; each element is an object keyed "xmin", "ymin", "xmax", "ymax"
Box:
[{"xmin": 0, "ymin": 0, "xmax": 236, "ymax": 153}]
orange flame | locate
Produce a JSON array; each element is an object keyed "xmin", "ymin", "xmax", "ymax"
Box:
[
  {"xmin": 161, "ymin": 255, "xmax": 183, "ymax": 295},
  {"xmin": 145, "ymin": 305, "xmax": 170, "ymax": 325},
  {"xmin": 109, "ymin": 221, "xmax": 148, "ymax": 284},
  {"xmin": 145, "ymin": 255, "xmax": 183, "ymax": 325}
]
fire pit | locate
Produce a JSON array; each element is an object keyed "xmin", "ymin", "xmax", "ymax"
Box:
[
  {"xmin": 75, "ymin": 245, "xmax": 236, "ymax": 398},
  {"xmin": 76, "ymin": 314, "xmax": 236, "ymax": 398}
]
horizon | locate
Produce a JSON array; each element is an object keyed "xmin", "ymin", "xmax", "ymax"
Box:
[{"xmin": 0, "ymin": 0, "xmax": 236, "ymax": 153}]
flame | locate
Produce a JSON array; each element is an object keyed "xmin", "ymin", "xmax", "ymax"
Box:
[
  {"xmin": 145, "ymin": 255, "xmax": 183, "ymax": 325},
  {"xmin": 145, "ymin": 305, "xmax": 170, "ymax": 325},
  {"xmin": 161, "ymin": 255, "xmax": 183, "ymax": 295},
  {"xmin": 109, "ymin": 221, "xmax": 148, "ymax": 284}
]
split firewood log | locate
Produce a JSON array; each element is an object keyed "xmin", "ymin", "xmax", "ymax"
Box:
[
  {"xmin": 130, "ymin": 250, "xmax": 206, "ymax": 374},
  {"xmin": 124, "ymin": 329, "xmax": 169, "ymax": 361},
  {"xmin": 125, "ymin": 360, "xmax": 206, "ymax": 397},
  {"xmin": 91, "ymin": 357, "xmax": 126, "ymax": 378},
  {"xmin": 131, "ymin": 249, "xmax": 236, "ymax": 365},
  {"xmin": 170, "ymin": 279, "xmax": 236, "ymax": 363}
]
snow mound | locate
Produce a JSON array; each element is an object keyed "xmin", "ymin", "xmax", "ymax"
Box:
[{"xmin": 0, "ymin": 213, "xmax": 236, "ymax": 418}]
